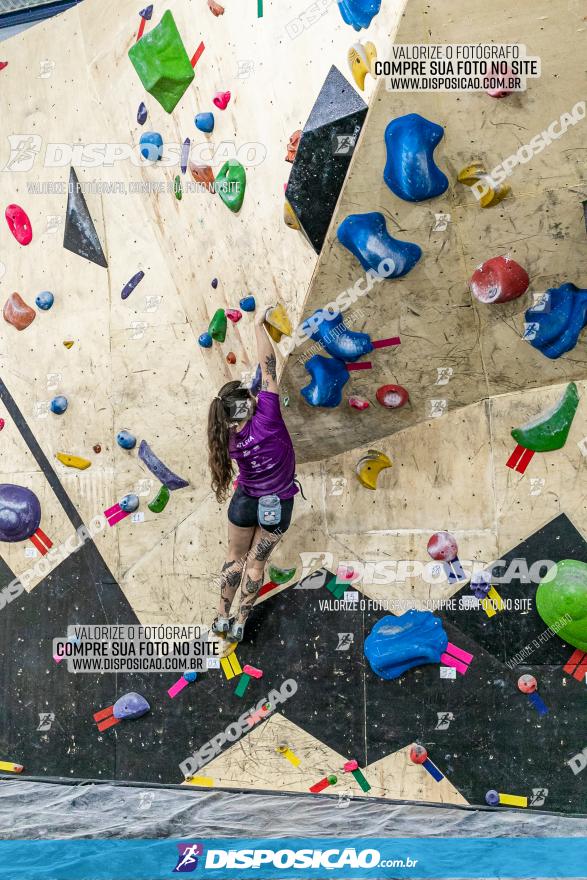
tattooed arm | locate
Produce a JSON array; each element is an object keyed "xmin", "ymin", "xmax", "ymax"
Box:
[{"xmin": 255, "ymin": 309, "xmax": 279, "ymax": 393}]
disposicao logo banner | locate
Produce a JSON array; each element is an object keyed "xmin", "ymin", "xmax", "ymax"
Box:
[{"xmin": 0, "ymin": 837, "xmax": 585, "ymax": 878}]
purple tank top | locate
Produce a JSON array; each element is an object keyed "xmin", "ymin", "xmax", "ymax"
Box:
[{"xmin": 228, "ymin": 391, "xmax": 298, "ymax": 499}]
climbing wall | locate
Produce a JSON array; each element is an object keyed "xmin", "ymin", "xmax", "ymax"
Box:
[{"xmin": 0, "ymin": 0, "xmax": 585, "ymax": 815}]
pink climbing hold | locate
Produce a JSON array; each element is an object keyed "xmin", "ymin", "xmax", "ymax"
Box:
[
  {"xmin": 349, "ymin": 396, "xmax": 369, "ymax": 410},
  {"xmin": 213, "ymin": 90, "xmax": 231, "ymax": 110},
  {"xmin": 485, "ymin": 66, "xmax": 514, "ymax": 98},
  {"xmin": 427, "ymin": 531, "xmax": 458, "ymax": 563},
  {"xmin": 0, "ymin": 62, "xmax": 8, "ymax": 71},
  {"xmin": 469, "ymin": 256, "xmax": 529, "ymax": 305},
  {"xmin": 0, "ymin": 419, "xmax": 5, "ymax": 431},
  {"xmin": 225, "ymin": 309, "xmax": 242, "ymax": 323},
  {"xmin": 5, "ymin": 204, "xmax": 32, "ymax": 246},
  {"xmin": 376, "ymin": 385, "xmax": 409, "ymax": 409},
  {"xmin": 518, "ymin": 674, "xmax": 538, "ymax": 694},
  {"xmin": 343, "ymin": 759, "xmax": 359, "ymax": 772}
]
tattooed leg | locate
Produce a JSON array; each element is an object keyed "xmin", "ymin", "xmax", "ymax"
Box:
[
  {"xmin": 216, "ymin": 524, "xmax": 255, "ymax": 617},
  {"xmin": 235, "ymin": 527, "xmax": 282, "ymax": 624}
]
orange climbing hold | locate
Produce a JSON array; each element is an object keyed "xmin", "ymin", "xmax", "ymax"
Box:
[
  {"xmin": 190, "ymin": 163, "xmax": 216, "ymax": 192},
  {"xmin": 285, "ymin": 130, "xmax": 302, "ymax": 163},
  {"xmin": 3, "ymin": 292, "xmax": 35, "ymax": 331}
]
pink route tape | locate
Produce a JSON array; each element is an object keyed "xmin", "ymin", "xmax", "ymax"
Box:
[{"xmin": 168, "ymin": 678, "xmax": 189, "ymax": 698}]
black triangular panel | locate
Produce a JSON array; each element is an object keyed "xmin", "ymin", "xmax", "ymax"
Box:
[{"xmin": 63, "ymin": 167, "xmax": 108, "ymax": 268}]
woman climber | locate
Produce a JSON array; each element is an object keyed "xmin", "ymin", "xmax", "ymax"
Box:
[{"xmin": 207, "ymin": 307, "xmax": 298, "ymax": 644}]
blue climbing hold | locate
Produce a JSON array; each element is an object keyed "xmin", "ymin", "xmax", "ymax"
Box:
[
  {"xmin": 524, "ymin": 282, "xmax": 587, "ymax": 359},
  {"xmin": 199, "ymin": 332, "xmax": 213, "ymax": 348},
  {"xmin": 384, "ymin": 113, "xmax": 449, "ymax": 202},
  {"xmin": 301, "ymin": 355, "xmax": 350, "ymax": 408},
  {"xmin": 35, "ymin": 291, "xmax": 54, "ymax": 311},
  {"xmin": 195, "ymin": 112, "xmax": 215, "ymax": 133},
  {"xmin": 364, "ymin": 611, "xmax": 448, "ymax": 681},
  {"xmin": 139, "ymin": 5, "xmax": 153, "ymax": 20},
  {"xmin": 183, "ymin": 671, "xmax": 197, "ymax": 682},
  {"xmin": 50, "ymin": 396, "xmax": 68, "ymax": 415},
  {"xmin": 337, "ymin": 212, "xmax": 421, "ymax": 278},
  {"xmin": 337, "ymin": 0, "xmax": 381, "ymax": 31},
  {"xmin": 139, "ymin": 131, "xmax": 164, "ymax": 161},
  {"xmin": 303, "ymin": 309, "xmax": 372, "ymax": 362},
  {"xmin": 113, "ymin": 692, "xmax": 150, "ymax": 720},
  {"xmin": 120, "ymin": 494, "xmax": 140, "ymax": 513},
  {"xmin": 240, "ymin": 295, "xmax": 256, "ymax": 312},
  {"xmin": 117, "ymin": 430, "xmax": 137, "ymax": 450},
  {"xmin": 137, "ymin": 102, "xmax": 148, "ymax": 125}
]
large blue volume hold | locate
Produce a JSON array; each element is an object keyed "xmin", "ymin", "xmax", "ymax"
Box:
[
  {"xmin": 113, "ymin": 692, "xmax": 150, "ymax": 720},
  {"xmin": 337, "ymin": 0, "xmax": 381, "ymax": 31},
  {"xmin": 301, "ymin": 355, "xmax": 349, "ymax": 408},
  {"xmin": 384, "ymin": 113, "xmax": 449, "ymax": 202},
  {"xmin": 302, "ymin": 309, "xmax": 372, "ymax": 362},
  {"xmin": 337, "ymin": 212, "xmax": 421, "ymax": 278},
  {"xmin": 364, "ymin": 611, "xmax": 448, "ymax": 680},
  {"xmin": 524, "ymin": 282, "xmax": 587, "ymax": 359}
]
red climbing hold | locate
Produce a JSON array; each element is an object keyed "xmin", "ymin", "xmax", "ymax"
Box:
[
  {"xmin": 225, "ymin": 309, "xmax": 242, "ymax": 323},
  {"xmin": 349, "ymin": 396, "xmax": 369, "ymax": 410},
  {"xmin": 213, "ymin": 90, "xmax": 231, "ymax": 110},
  {"xmin": 376, "ymin": 385, "xmax": 409, "ymax": 409},
  {"xmin": 0, "ymin": 62, "xmax": 8, "ymax": 71},
  {"xmin": 208, "ymin": 0, "xmax": 225, "ymax": 14},
  {"xmin": 5, "ymin": 204, "xmax": 32, "ymax": 246},
  {"xmin": 409, "ymin": 744, "xmax": 428, "ymax": 765},
  {"xmin": 226, "ymin": 352, "xmax": 237, "ymax": 364},
  {"xmin": 469, "ymin": 256, "xmax": 529, "ymax": 305}
]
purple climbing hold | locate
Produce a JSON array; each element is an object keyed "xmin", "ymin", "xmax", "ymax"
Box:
[
  {"xmin": 211, "ymin": 278, "xmax": 218, "ymax": 289},
  {"xmin": 138, "ymin": 439, "xmax": 189, "ymax": 490},
  {"xmin": 113, "ymin": 692, "xmax": 150, "ymax": 720},
  {"xmin": 181, "ymin": 138, "xmax": 190, "ymax": 174},
  {"xmin": 485, "ymin": 790, "xmax": 500, "ymax": 807},
  {"xmin": 301, "ymin": 355, "xmax": 350, "ymax": 408},
  {"xmin": 384, "ymin": 113, "xmax": 448, "ymax": 202},
  {"xmin": 251, "ymin": 363, "xmax": 262, "ymax": 395},
  {"xmin": 302, "ymin": 309, "xmax": 372, "ymax": 362},
  {"xmin": 364, "ymin": 610, "xmax": 448, "ymax": 680},
  {"xmin": 470, "ymin": 571, "xmax": 492, "ymax": 599},
  {"xmin": 137, "ymin": 102, "xmax": 148, "ymax": 125},
  {"xmin": 121, "ymin": 270, "xmax": 145, "ymax": 300},
  {"xmin": 0, "ymin": 484, "xmax": 41, "ymax": 543},
  {"xmin": 337, "ymin": 212, "xmax": 421, "ymax": 278},
  {"xmin": 139, "ymin": 5, "xmax": 153, "ymax": 20}
]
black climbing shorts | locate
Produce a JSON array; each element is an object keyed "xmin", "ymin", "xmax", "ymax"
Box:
[{"xmin": 228, "ymin": 485, "xmax": 294, "ymax": 534}]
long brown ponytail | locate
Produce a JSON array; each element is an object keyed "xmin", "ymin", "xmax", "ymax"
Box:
[{"xmin": 208, "ymin": 381, "xmax": 252, "ymax": 502}]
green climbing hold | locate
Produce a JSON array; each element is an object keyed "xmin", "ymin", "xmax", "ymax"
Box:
[
  {"xmin": 327, "ymin": 774, "xmax": 337, "ymax": 785},
  {"xmin": 128, "ymin": 11, "xmax": 195, "ymax": 114},
  {"xmin": 215, "ymin": 160, "xmax": 246, "ymax": 213},
  {"xmin": 536, "ymin": 559, "xmax": 587, "ymax": 651},
  {"xmin": 148, "ymin": 485, "xmax": 170, "ymax": 513},
  {"xmin": 174, "ymin": 175, "xmax": 182, "ymax": 200},
  {"xmin": 511, "ymin": 382, "xmax": 579, "ymax": 452},
  {"xmin": 268, "ymin": 564, "xmax": 297, "ymax": 585},
  {"xmin": 209, "ymin": 308, "xmax": 227, "ymax": 343}
]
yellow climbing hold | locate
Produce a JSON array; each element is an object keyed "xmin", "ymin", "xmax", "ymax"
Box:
[
  {"xmin": 457, "ymin": 162, "xmax": 510, "ymax": 208},
  {"xmin": 183, "ymin": 775, "xmax": 214, "ymax": 787},
  {"xmin": 265, "ymin": 303, "xmax": 292, "ymax": 342},
  {"xmin": 63, "ymin": 340, "xmax": 75, "ymax": 349},
  {"xmin": 355, "ymin": 449, "xmax": 392, "ymax": 490},
  {"xmin": 55, "ymin": 453, "xmax": 92, "ymax": 470},
  {"xmin": 283, "ymin": 199, "xmax": 300, "ymax": 230},
  {"xmin": 348, "ymin": 41, "xmax": 377, "ymax": 90}
]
